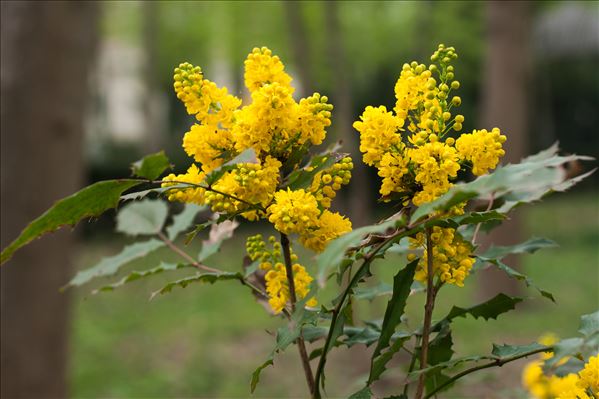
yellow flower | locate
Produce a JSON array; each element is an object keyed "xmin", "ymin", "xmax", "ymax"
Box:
[
  {"xmin": 182, "ymin": 124, "xmax": 235, "ymax": 173},
  {"xmin": 577, "ymin": 354, "xmax": 599, "ymax": 394},
  {"xmin": 456, "ymin": 128, "xmax": 507, "ymax": 175},
  {"xmin": 299, "ymin": 210, "xmax": 352, "ymax": 253},
  {"xmin": 267, "ymin": 189, "xmax": 321, "ymax": 236},
  {"xmin": 161, "ymin": 164, "xmax": 206, "ymax": 205},
  {"xmin": 244, "ymin": 46, "xmax": 293, "ymax": 93},
  {"xmin": 264, "ymin": 262, "xmax": 317, "ymax": 314},
  {"xmin": 353, "ymin": 105, "xmax": 401, "ymax": 167},
  {"xmin": 296, "ymin": 93, "xmax": 333, "ymax": 147},
  {"xmin": 309, "ymin": 157, "xmax": 353, "ymax": 209},
  {"xmin": 378, "ymin": 151, "xmax": 410, "ymax": 198}
]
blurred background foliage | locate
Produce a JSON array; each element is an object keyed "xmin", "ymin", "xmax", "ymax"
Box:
[{"xmin": 1, "ymin": 1, "xmax": 597, "ymax": 398}]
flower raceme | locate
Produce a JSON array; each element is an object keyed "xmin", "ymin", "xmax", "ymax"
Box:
[
  {"xmin": 164, "ymin": 47, "xmax": 352, "ymax": 313},
  {"xmin": 355, "ymin": 44, "xmax": 507, "ymax": 288}
]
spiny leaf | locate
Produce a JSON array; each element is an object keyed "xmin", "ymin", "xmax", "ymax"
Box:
[
  {"xmin": 204, "ymin": 148, "xmax": 258, "ymax": 186},
  {"xmin": 284, "ymin": 152, "xmax": 347, "ymax": 190},
  {"xmin": 578, "ymin": 310, "xmax": 599, "ymax": 338},
  {"xmin": 93, "ymin": 262, "xmax": 191, "ymax": 293},
  {"xmin": 150, "ymin": 272, "xmax": 243, "ymax": 299},
  {"xmin": 409, "ymin": 355, "xmax": 490, "ymax": 379},
  {"xmin": 478, "ymin": 237, "xmax": 557, "ymax": 261},
  {"xmin": 116, "ymin": 199, "xmax": 169, "ymax": 236},
  {"xmin": 317, "ymin": 218, "xmax": 403, "ymax": 282},
  {"xmin": 543, "ymin": 338, "xmax": 584, "ymax": 369},
  {"xmin": 166, "ymin": 204, "xmax": 206, "ymax": 241},
  {"xmin": 131, "ymin": 151, "xmax": 171, "ymax": 180},
  {"xmin": 354, "ymin": 282, "xmax": 393, "ymax": 301},
  {"xmin": 66, "ymin": 239, "xmax": 164, "ymax": 288},
  {"xmin": 429, "ymin": 211, "xmax": 506, "ymax": 229},
  {"xmin": 434, "ymin": 293, "xmax": 523, "ymax": 330},
  {"xmin": 411, "ymin": 146, "xmax": 593, "ymax": 222},
  {"xmin": 486, "ymin": 259, "xmax": 555, "ymax": 302},
  {"xmin": 368, "ymin": 260, "xmax": 418, "ymax": 384},
  {"xmin": 348, "ymin": 386, "xmax": 373, "ymax": 399},
  {"xmin": 491, "ymin": 342, "xmax": 547, "ymax": 359},
  {"xmin": 198, "ymin": 219, "xmax": 239, "ymax": 262},
  {"xmin": 428, "ymin": 324, "xmax": 454, "ymax": 365},
  {"xmin": 1, "ymin": 179, "xmax": 141, "ymax": 264},
  {"xmin": 369, "ymin": 334, "xmax": 411, "ymax": 384},
  {"xmin": 250, "ymin": 357, "xmax": 273, "ymax": 393}
]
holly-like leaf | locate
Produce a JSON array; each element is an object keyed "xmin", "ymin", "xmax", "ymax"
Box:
[
  {"xmin": 131, "ymin": 151, "xmax": 171, "ymax": 180},
  {"xmin": 543, "ymin": 338, "xmax": 584, "ymax": 369},
  {"xmin": 150, "ymin": 271, "xmax": 243, "ymax": 299},
  {"xmin": 354, "ymin": 282, "xmax": 393, "ymax": 301},
  {"xmin": 478, "ymin": 237, "xmax": 557, "ymax": 261},
  {"xmin": 348, "ymin": 386, "xmax": 373, "ymax": 399},
  {"xmin": 317, "ymin": 218, "xmax": 403, "ymax": 282},
  {"xmin": 579, "ymin": 310, "xmax": 599, "ymax": 338},
  {"xmin": 66, "ymin": 239, "xmax": 164, "ymax": 288},
  {"xmin": 491, "ymin": 342, "xmax": 547, "ymax": 359},
  {"xmin": 1, "ymin": 179, "xmax": 141, "ymax": 264},
  {"xmin": 116, "ymin": 199, "xmax": 169, "ymax": 236},
  {"xmin": 284, "ymin": 152, "xmax": 347, "ymax": 190},
  {"xmin": 484, "ymin": 259, "xmax": 555, "ymax": 302},
  {"xmin": 93, "ymin": 262, "xmax": 191, "ymax": 293},
  {"xmin": 166, "ymin": 204, "xmax": 206, "ymax": 240},
  {"xmin": 198, "ymin": 219, "xmax": 239, "ymax": 262},
  {"xmin": 368, "ymin": 260, "xmax": 418, "ymax": 384},
  {"xmin": 411, "ymin": 146, "xmax": 594, "ymax": 222},
  {"xmin": 204, "ymin": 148, "xmax": 258, "ymax": 186}
]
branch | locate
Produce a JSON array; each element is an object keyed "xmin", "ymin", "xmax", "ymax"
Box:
[
  {"xmin": 280, "ymin": 233, "xmax": 316, "ymax": 396},
  {"xmin": 424, "ymin": 346, "xmax": 553, "ymax": 399},
  {"xmin": 157, "ymin": 232, "xmax": 222, "ymax": 274}
]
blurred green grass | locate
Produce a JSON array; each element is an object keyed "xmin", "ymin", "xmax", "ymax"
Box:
[{"xmin": 69, "ymin": 191, "xmax": 598, "ymax": 398}]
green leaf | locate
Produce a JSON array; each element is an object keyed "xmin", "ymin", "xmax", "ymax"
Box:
[
  {"xmin": 1, "ymin": 179, "xmax": 141, "ymax": 264},
  {"xmin": 150, "ymin": 271, "xmax": 243, "ymax": 299},
  {"xmin": 369, "ymin": 334, "xmax": 411, "ymax": 384},
  {"xmin": 131, "ymin": 151, "xmax": 171, "ymax": 180},
  {"xmin": 66, "ymin": 239, "xmax": 164, "ymax": 288},
  {"xmin": 284, "ymin": 152, "xmax": 347, "ymax": 190},
  {"xmin": 544, "ymin": 338, "xmax": 584, "ymax": 369},
  {"xmin": 166, "ymin": 204, "xmax": 205, "ymax": 240},
  {"xmin": 485, "ymin": 259, "xmax": 555, "ymax": 302},
  {"xmin": 428, "ymin": 324, "xmax": 454, "ymax": 365},
  {"xmin": 116, "ymin": 199, "xmax": 169, "ymax": 236},
  {"xmin": 204, "ymin": 148, "xmax": 257, "ymax": 186},
  {"xmin": 348, "ymin": 386, "xmax": 373, "ymax": 399},
  {"xmin": 354, "ymin": 282, "xmax": 393, "ymax": 301},
  {"xmin": 431, "ymin": 211, "xmax": 506, "ymax": 229},
  {"xmin": 411, "ymin": 146, "xmax": 594, "ymax": 222},
  {"xmin": 198, "ymin": 220, "xmax": 239, "ymax": 262},
  {"xmin": 491, "ymin": 342, "xmax": 547, "ymax": 359},
  {"xmin": 368, "ymin": 260, "xmax": 418, "ymax": 384},
  {"xmin": 579, "ymin": 310, "xmax": 599, "ymax": 338},
  {"xmin": 478, "ymin": 237, "xmax": 557, "ymax": 261},
  {"xmin": 409, "ymin": 355, "xmax": 490, "ymax": 379},
  {"xmin": 434, "ymin": 293, "xmax": 523, "ymax": 330},
  {"xmin": 317, "ymin": 218, "xmax": 403, "ymax": 282},
  {"xmin": 93, "ymin": 262, "xmax": 191, "ymax": 293},
  {"xmin": 250, "ymin": 357, "xmax": 274, "ymax": 393}
]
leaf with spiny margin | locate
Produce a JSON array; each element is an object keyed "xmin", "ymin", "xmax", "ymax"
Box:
[
  {"xmin": 93, "ymin": 262, "xmax": 191, "ymax": 293},
  {"xmin": 284, "ymin": 152, "xmax": 347, "ymax": 190},
  {"xmin": 432, "ymin": 293, "xmax": 523, "ymax": 332},
  {"xmin": 428, "ymin": 324, "xmax": 454, "ymax": 365},
  {"xmin": 131, "ymin": 151, "xmax": 171, "ymax": 180},
  {"xmin": 1, "ymin": 179, "xmax": 141, "ymax": 264},
  {"xmin": 150, "ymin": 272, "xmax": 242, "ymax": 299},
  {"xmin": 409, "ymin": 355, "xmax": 490, "ymax": 379},
  {"xmin": 198, "ymin": 219, "xmax": 239, "ymax": 262},
  {"xmin": 348, "ymin": 386, "xmax": 373, "ymax": 399},
  {"xmin": 317, "ymin": 218, "xmax": 402, "ymax": 282},
  {"xmin": 478, "ymin": 237, "xmax": 557, "ymax": 261},
  {"xmin": 491, "ymin": 342, "xmax": 547, "ymax": 359},
  {"xmin": 429, "ymin": 211, "xmax": 506, "ymax": 229},
  {"xmin": 116, "ymin": 199, "xmax": 168, "ymax": 236},
  {"xmin": 543, "ymin": 338, "xmax": 584, "ymax": 370},
  {"xmin": 483, "ymin": 259, "xmax": 555, "ymax": 302},
  {"xmin": 354, "ymin": 282, "xmax": 393, "ymax": 301},
  {"xmin": 66, "ymin": 239, "xmax": 164, "ymax": 288},
  {"xmin": 368, "ymin": 260, "xmax": 418, "ymax": 384},
  {"xmin": 578, "ymin": 310, "xmax": 599, "ymax": 338},
  {"xmin": 166, "ymin": 204, "xmax": 205, "ymax": 240},
  {"xmin": 369, "ymin": 334, "xmax": 411, "ymax": 384},
  {"xmin": 411, "ymin": 145, "xmax": 594, "ymax": 222},
  {"xmin": 204, "ymin": 148, "xmax": 258, "ymax": 186},
  {"xmin": 250, "ymin": 357, "xmax": 273, "ymax": 393},
  {"xmin": 121, "ymin": 185, "xmax": 188, "ymax": 202}
]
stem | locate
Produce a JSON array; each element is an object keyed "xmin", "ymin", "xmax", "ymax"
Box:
[
  {"xmin": 403, "ymin": 335, "xmax": 421, "ymax": 396},
  {"xmin": 472, "ymin": 193, "xmax": 494, "ymax": 244},
  {"xmin": 280, "ymin": 233, "xmax": 315, "ymax": 396},
  {"xmin": 415, "ymin": 227, "xmax": 439, "ymax": 399},
  {"xmin": 423, "ymin": 346, "xmax": 553, "ymax": 399},
  {"xmin": 157, "ymin": 232, "xmax": 222, "ymax": 274}
]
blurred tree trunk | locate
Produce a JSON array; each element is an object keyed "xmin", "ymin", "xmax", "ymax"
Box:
[
  {"xmin": 478, "ymin": 1, "xmax": 532, "ymax": 298},
  {"xmin": 324, "ymin": 1, "xmax": 371, "ymax": 227},
  {"xmin": 284, "ymin": 1, "xmax": 313, "ymax": 96},
  {"xmin": 1, "ymin": 2, "xmax": 98, "ymax": 397}
]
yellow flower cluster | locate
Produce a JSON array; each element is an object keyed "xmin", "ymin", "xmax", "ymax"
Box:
[
  {"xmin": 246, "ymin": 235, "xmax": 317, "ymax": 314},
  {"xmin": 408, "ymin": 226, "xmax": 475, "ymax": 287},
  {"xmin": 165, "ymin": 47, "xmax": 352, "ymax": 252},
  {"xmin": 354, "ymin": 44, "xmax": 506, "ymax": 205},
  {"xmin": 205, "ymin": 156, "xmax": 281, "ymax": 220},
  {"xmin": 522, "ymin": 335, "xmax": 597, "ymax": 399}
]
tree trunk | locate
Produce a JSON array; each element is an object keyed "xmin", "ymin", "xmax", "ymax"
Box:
[
  {"xmin": 478, "ymin": 1, "xmax": 531, "ymax": 298},
  {"xmin": 324, "ymin": 1, "xmax": 371, "ymax": 227},
  {"xmin": 284, "ymin": 1, "xmax": 313, "ymax": 96},
  {"xmin": 1, "ymin": 2, "xmax": 99, "ymax": 397}
]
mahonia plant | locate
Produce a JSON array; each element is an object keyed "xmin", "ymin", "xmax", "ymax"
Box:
[{"xmin": 0, "ymin": 44, "xmax": 595, "ymax": 399}]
